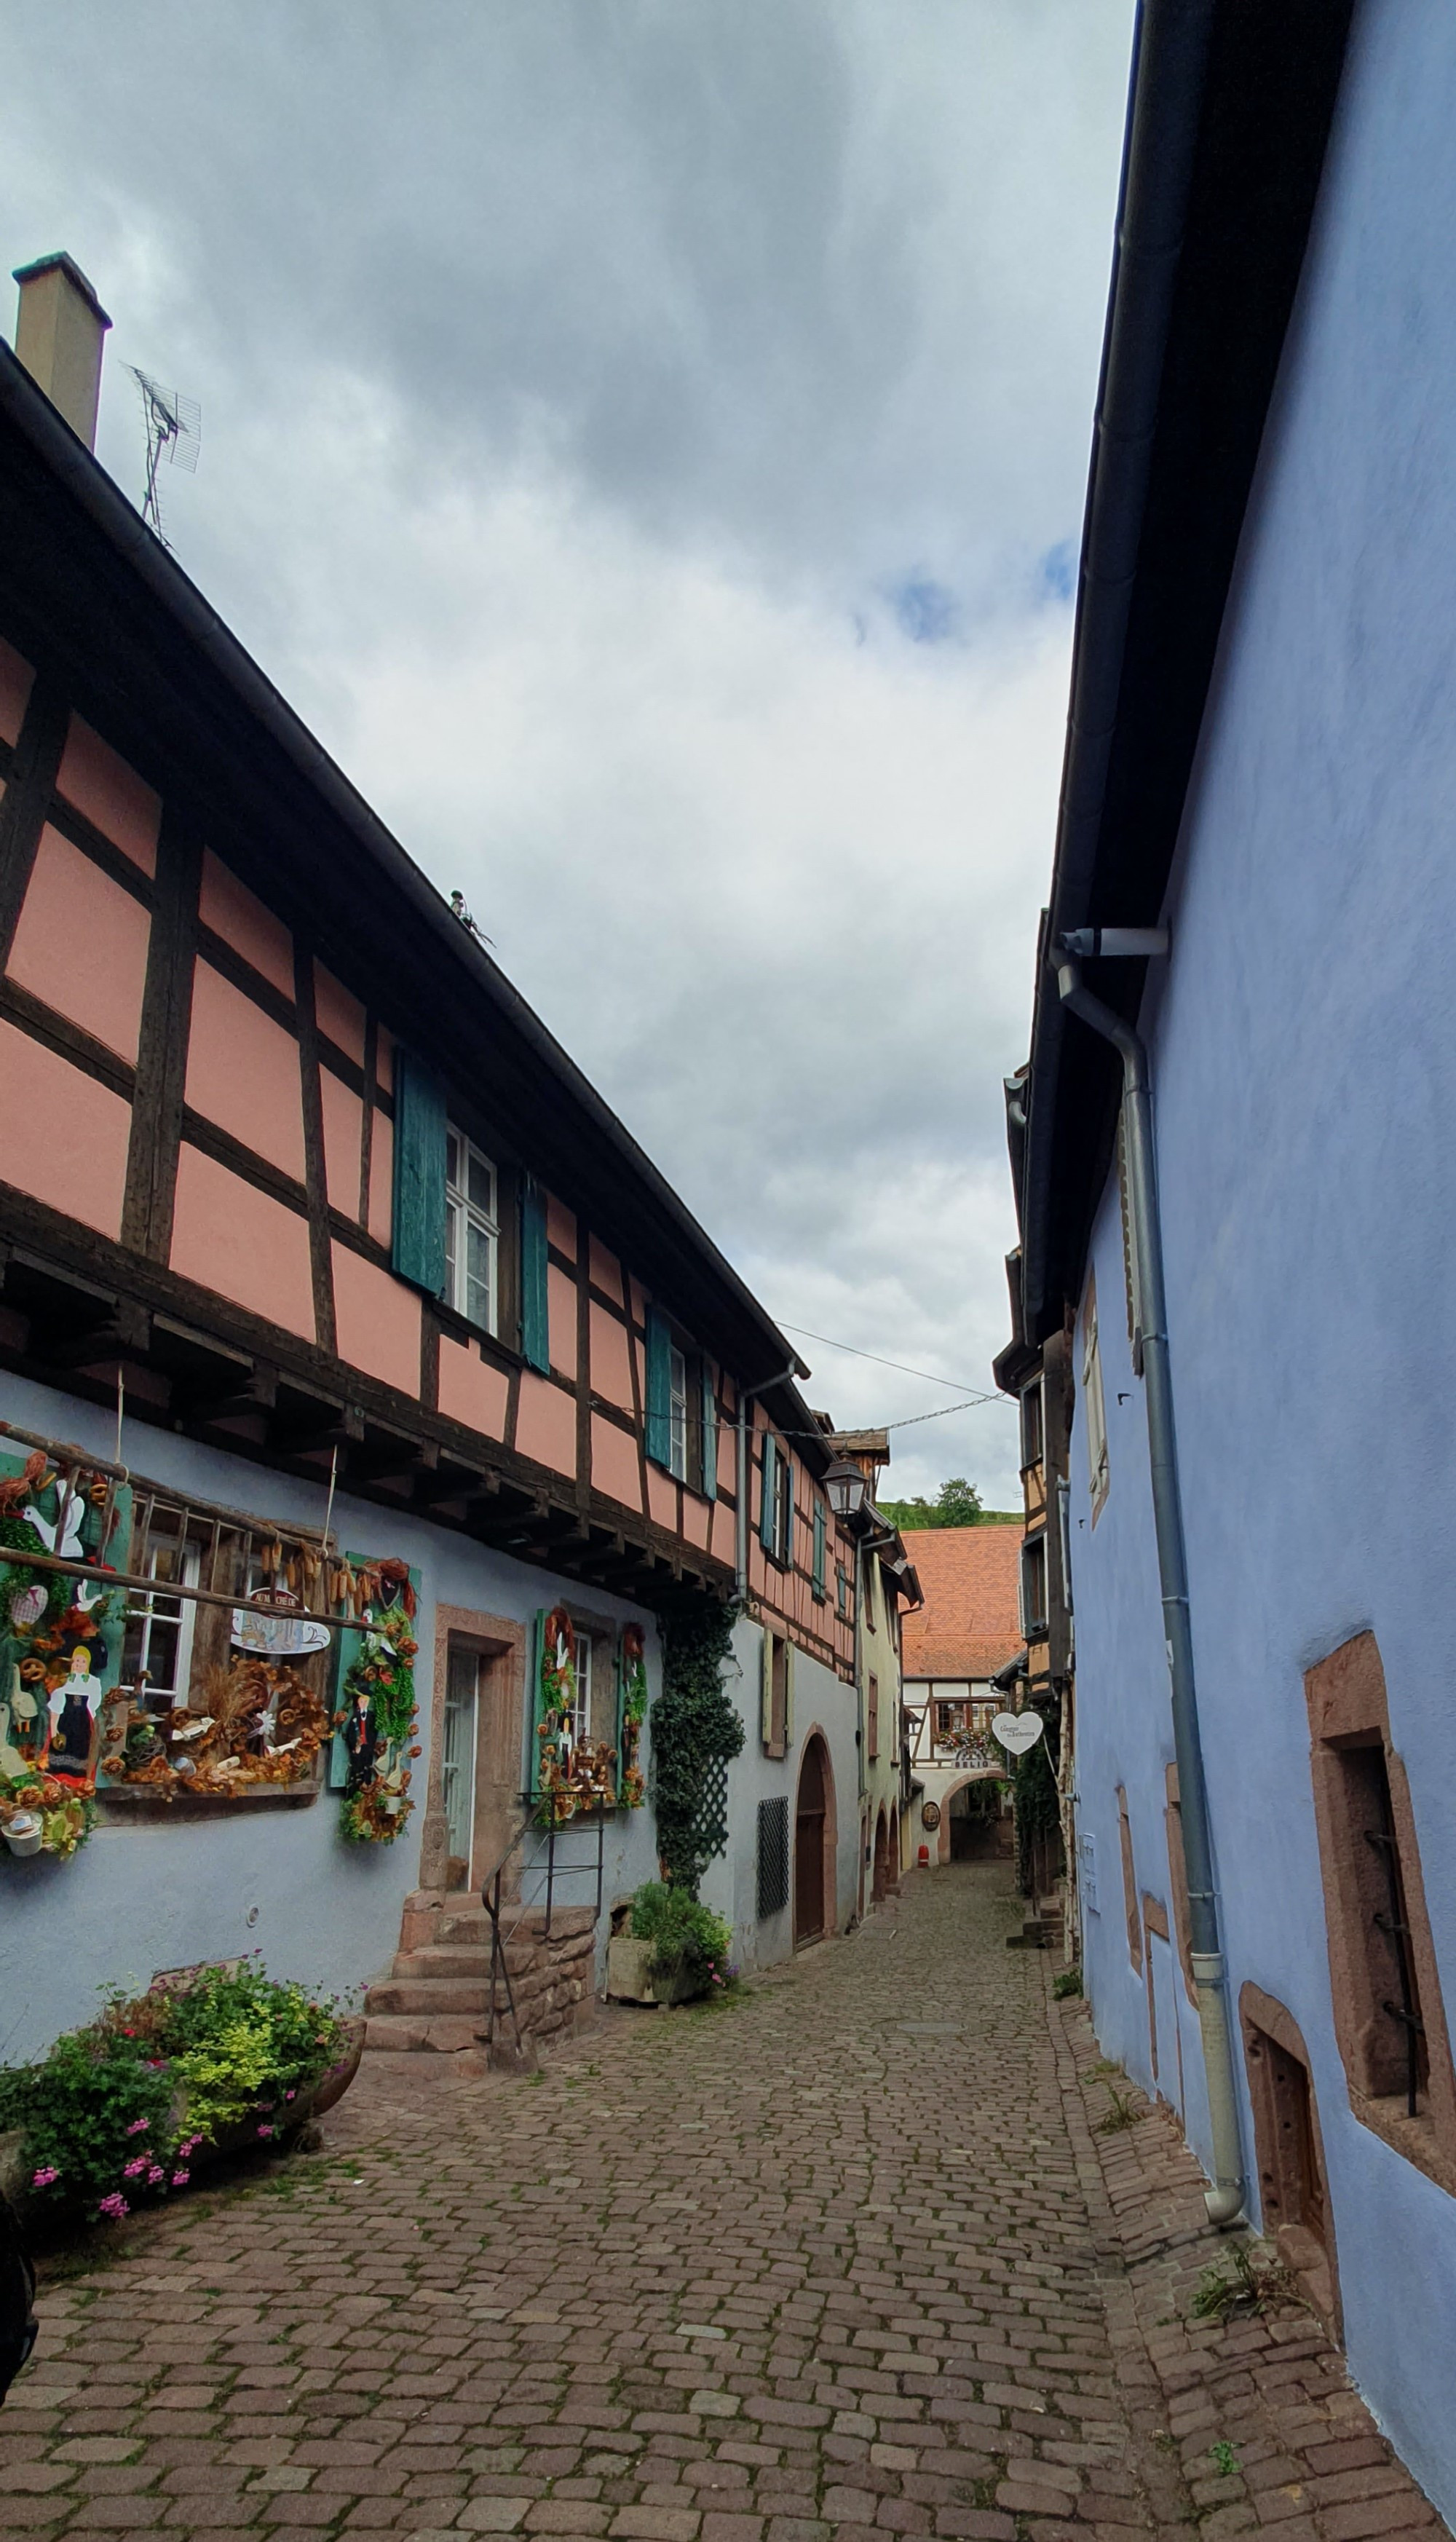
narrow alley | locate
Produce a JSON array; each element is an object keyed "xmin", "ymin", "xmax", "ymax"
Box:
[{"xmin": 6, "ymin": 1868, "xmax": 1441, "ymax": 2542}]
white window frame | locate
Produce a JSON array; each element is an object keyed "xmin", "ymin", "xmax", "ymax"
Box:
[
  {"xmin": 441, "ymin": 1646, "xmax": 481, "ymax": 1874},
  {"xmin": 445, "ymin": 1124, "xmax": 499, "ymax": 1335},
  {"xmin": 124, "ymin": 1533, "xmax": 201, "ymax": 1712},
  {"xmin": 668, "ymin": 1345, "xmax": 689, "ymax": 1483}
]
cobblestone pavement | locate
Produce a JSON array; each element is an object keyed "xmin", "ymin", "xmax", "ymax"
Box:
[{"xmin": 4, "ymin": 1864, "xmax": 1447, "ymax": 2542}]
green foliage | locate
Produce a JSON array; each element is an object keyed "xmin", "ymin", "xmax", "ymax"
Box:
[
  {"xmin": 1096, "ymin": 2083, "xmax": 1142, "ymax": 2134},
  {"xmin": 1190, "ymin": 2241, "xmax": 1262, "ymax": 2320},
  {"xmin": 878, "ymin": 1478, "xmax": 1020, "ymax": 1533},
  {"xmin": 649, "ymin": 1595, "xmax": 745, "ymax": 1892},
  {"xmin": 1012, "ymin": 1719, "xmax": 1059, "ymax": 1893},
  {"xmin": 1209, "ymin": 2443, "xmax": 1240, "ymax": 2479},
  {"xmin": 1051, "ymin": 1965, "xmax": 1083, "ymax": 1999},
  {"xmin": 628, "ymin": 1880, "xmax": 735, "ymax": 1992},
  {"xmin": 0, "ymin": 1962, "xmax": 348, "ymax": 2222}
]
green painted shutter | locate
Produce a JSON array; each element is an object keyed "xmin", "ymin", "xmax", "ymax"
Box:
[
  {"xmin": 812, "ymin": 1503, "xmax": 826, "ymax": 1599},
  {"xmin": 700, "ymin": 1365, "xmax": 718, "ymax": 1502},
  {"xmin": 392, "ymin": 1050, "xmax": 448, "ymax": 1296},
  {"xmin": 783, "ymin": 1640, "xmax": 795, "ymax": 1748},
  {"xmin": 759, "ymin": 1432, "xmax": 776, "ymax": 1552},
  {"xmin": 521, "ymin": 1181, "xmax": 550, "ymax": 1373},
  {"xmin": 645, "ymin": 1306, "xmax": 671, "ymax": 1467}
]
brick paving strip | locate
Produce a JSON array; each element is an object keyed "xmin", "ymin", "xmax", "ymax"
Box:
[{"xmin": 1, "ymin": 1865, "xmax": 1445, "ymax": 2542}]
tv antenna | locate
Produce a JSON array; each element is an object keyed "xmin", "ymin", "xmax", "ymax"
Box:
[{"xmin": 125, "ymin": 366, "xmax": 200, "ymax": 545}]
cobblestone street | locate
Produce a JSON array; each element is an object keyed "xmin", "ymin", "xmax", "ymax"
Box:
[{"xmin": 4, "ymin": 1866, "xmax": 1446, "ymax": 2542}]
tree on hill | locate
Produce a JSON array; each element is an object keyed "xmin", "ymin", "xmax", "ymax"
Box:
[{"xmin": 877, "ymin": 1475, "xmax": 987, "ymax": 1532}]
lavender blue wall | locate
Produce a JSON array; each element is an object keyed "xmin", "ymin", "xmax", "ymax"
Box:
[{"xmin": 1066, "ymin": 1, "xmax": 1456, "ymax": 2512}]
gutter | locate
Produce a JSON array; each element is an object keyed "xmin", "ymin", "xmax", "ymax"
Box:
[{"xmin": 1057, "ymin": 932, "xmax": 1244, "ymax": 2225}]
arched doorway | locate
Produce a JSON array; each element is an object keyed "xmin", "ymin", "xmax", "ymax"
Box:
[
  {"xmin": 872, "ymin": 1806, "xmax": 889, "ymax": 1903},
  {"xmin": 794, "ymin": 1733, "xmax": 835, "ymax": 1945}
]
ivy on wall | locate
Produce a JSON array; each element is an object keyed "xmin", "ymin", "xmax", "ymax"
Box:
[
  {"xmin": 650, "ymin": 1595, "xmax": 744, "ymax": 1893},
  {"xmin": 1012, "ymin": 1706, "xmax": 1061, "ymax": 1896}
]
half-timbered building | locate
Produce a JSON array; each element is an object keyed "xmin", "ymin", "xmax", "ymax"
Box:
[{"xmin": 0, "ymin": 254, "xmax": 902, "ymax": 2058}]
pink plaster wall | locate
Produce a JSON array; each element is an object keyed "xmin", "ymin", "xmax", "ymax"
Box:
[
  {"xmin": 711, "ymin": 1504, "xmax": 736, "ymax": 1567},
  {"xmin": 646, "ymin": 1466, "xmax": 677, "ymax": 1531},
  {"xmin": 681, "ymin": 1495, "xmax": 709, "ymax": 1551},
  {"xmin": 588, "ymin": 1236, "xmax": 622, "ymax": 1304},
  {"xmin": 320, "ymin": 1070, "xmax": 363, "ymax": 1217},
  {"xmin": 185, "ymin": 961, "xmax": 306, "ymax": 1183},
  {"xmin": 170, "ymin": 1145, "xmax": 315, "ymax": 1338},
  {"xmin": 438, "ymin": 1337, "xmax": 510, "ymax": 1440},
  {"xmin": 515, "ymin": 1374, "xmax": 577, "ymax": 1477},
  {"xmin": 313, "ymin": 960, "xmax": 365, "ymax": 1065},
  {"xmin": 716, "ymin": 1418, "xmax": 736, "ymax": 1494},
  {"xmin": 55, "ymin": 718, "xmax": 159, "ymax": 876},
  {"xmin": 331, "ymin": 1243, "xmax": 421, "ymax": 1396},
  {"xmin": 590, "ymin": 1415, "xmax": 641, "ymax": 1511},
  {"xmin": 7, "ymin": 828, "xmax": 151, "ymax": 1062},
  {"xmin": 0, "ymin": 639, "xmax": 33, "ymax": 744},
  {"xmin": 0, "ymin": 1020, "xmax": 129, "ymax": 1236},
  {"xmin": 588, "ymin": 1302, "xmax": 633, "ymax": 1410},
  {"xmin": 547, "ymin": 1263, "xmax": 577, "ymax": 1381},
  {"xmin": 546, "ymin": 1195, "xmax": 576, "ymax": 1260},
  {"xmin": 199, "ymin": 851, "xmax": 296, "ymax": 999},
  {"xmin": 368, "ymin": 1109, "xmax": 393, "ymax": 1250}
]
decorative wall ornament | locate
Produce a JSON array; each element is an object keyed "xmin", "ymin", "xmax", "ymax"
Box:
[
  {"xmin": 0, "ymin": 1449, "xmax": 128, "ymax": 1860},
  {"xmin": 617, "ymin": 1622, "xmax": 649, "ymax": 1810},
  {"xmin": 534, "ymin": 1605, "xmax": 617, "ymax": 1823},
  {"xmin": 333, "ymin": 1585, "xmax": 422, "ymax": 1844}
]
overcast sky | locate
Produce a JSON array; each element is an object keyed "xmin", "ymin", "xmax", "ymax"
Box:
[{"xmin": 1, "ymin": 1, "xmax": 1134, "ymax": 1508}]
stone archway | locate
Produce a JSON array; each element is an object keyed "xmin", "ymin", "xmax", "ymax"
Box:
[
  {"xmin": 794, "ymin": 1730, "xmax": 837, "ymax": 1945},
  {"xmin": 941, "ymin": 1769, "xmax": 1005, "ymax": 1865}
]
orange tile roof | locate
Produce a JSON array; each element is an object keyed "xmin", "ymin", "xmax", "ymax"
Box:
[{"xmin": 899, "ymin": 1523, "xmax": 1023, "ymax": 1683}]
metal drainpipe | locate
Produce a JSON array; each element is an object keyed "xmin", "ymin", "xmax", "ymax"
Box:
[{"xmin": 1056, "ymin": 932, "xmax": 1246, "ymax": 2226}]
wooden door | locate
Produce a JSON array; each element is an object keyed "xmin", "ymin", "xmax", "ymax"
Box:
[{"xmin": 795, "ymin": 1737, "xmax": 826, "ymax": 1943}]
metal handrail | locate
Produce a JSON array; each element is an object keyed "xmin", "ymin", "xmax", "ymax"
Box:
[{"xmin": 478, "ymin": 1796, "xmax": 609, "ymax": 2056}]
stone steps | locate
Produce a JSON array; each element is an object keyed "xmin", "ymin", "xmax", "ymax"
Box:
[{"xmin": 363, "ymin": 1900, "xmax": 601, "ymax": 2059}]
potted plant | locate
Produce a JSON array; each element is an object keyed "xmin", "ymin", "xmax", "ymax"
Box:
[{"xmin": 607, "ymin": 1882, "xmax": 735, "ymax": 2007}]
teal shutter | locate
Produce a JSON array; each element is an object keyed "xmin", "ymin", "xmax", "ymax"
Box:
[
  {"xmin": 812, "ymin": 1502, "xmax": 826, "ymax": 1599},
  {"xmin": 759, "ymin": 1432, "xmax": 776, "ymax": 1552},
  {"xmin": 392, "ymin": 1050, "xmax": 448, "ymax": 1296},
  {"xmin": 645, "ymin": 1306, "xmax": 671, "ymax": 1467},
  {"xmin": 700, "ymin": 1365, "xmax": 718, "ymax": 1501},
  {"xmin": 521, "ymin": 1181, "xmax": 550, "ymax": 1372}
]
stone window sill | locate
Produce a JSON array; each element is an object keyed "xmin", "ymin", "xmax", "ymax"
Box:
[{"xmin": 1349, "ymin": 2084, "xmax": 1456, "ymax": 2198}]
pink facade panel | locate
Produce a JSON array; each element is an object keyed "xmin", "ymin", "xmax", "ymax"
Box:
[
  {"xmin": 588, "ymin": 1302, "xmax": 633, "ymax": 1410},
  {"xmin": 0, "ymin": 638, "xmax": 33, "ymax": 744},
  {"xmin": 319, "ymin": 1069, "xmax": 364, "ymax": 1217},
  {"xmin": 313, "ymin": 960, "xmax": 366, "ymax": 1066},
  {"xmin": 590, "ymin": 1414, "xmax": 641, "ymax": 1512},
  {"xmin": 711, "ymin": 1504, "xmax": 736, "ymax": 1567},
  {"xmin": 185, "ymin": 961, "xmax": 306, "ymax": 1184},
  {"xmin": 646, "ymin": 1465, "xmax": 677, "ymax": 1531},
  {"xmin": 331, "ymin": 1243, "xmax": 421, "ymax": 1397},
  {"xmin": 546, "ymin": 1194, "xmax": 576, "ymax": 1260},
  {"xmin": 55, "ymin": 717, "xmax": 159, "ymax": 875},
  {"xmin": 515, "ymin": 1374, "xmax": 577, "ymax": 1477},
  {"xmin": 7, "ymin": 827, "xmax": 151, "ymax": 1062},
  {"xmin": 438, "ymin": 1336, "xmax": 510, "ymax": 1440},
  {"xmin": 681, "ymin": 1494, "xmax": 709, "ymax": 1551},
  {"xmin": 547, "ymin": 1264, "xmax": 577, "ymax": 1381},
  {"xmin": 0, "ymin": 1021, "xmax": 129, "ymax": 1237},
  {"xmin": 169, "ymin": 1145, "xmax": 315, "ymax": 1339},
  {"xmin": 587, "ymin": 1236, "xmax": 622, "ymax": 1305},
  {"xmin": 716, "ymin": 1419, "xmax": 736, "ymax": 1495},
  {"xmin": 199, "ymin": 851, "xmax": 296, "ymax": 1000},
  {"xmin": 368, "ymin": 1108, "xmax": 393, "ymax": 1250}
]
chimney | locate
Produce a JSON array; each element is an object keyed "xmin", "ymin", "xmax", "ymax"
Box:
[{"xmin": 12, "ymin": 252, "xmax": 111, "ymax": 451}]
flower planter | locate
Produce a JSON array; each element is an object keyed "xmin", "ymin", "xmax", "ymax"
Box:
[
  {"xmin": 2, "ymin": 1813, "xmax": 42, "ymax": 1858},
  {"xmin": 606, "ymin": 1934, "xmax": 703, "ymax": 2008}
]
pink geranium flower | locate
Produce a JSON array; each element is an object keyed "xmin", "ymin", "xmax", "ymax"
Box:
[
  {"xmin": 98, "ymin": 2192, "xmax": 129, "ymax": 2220},
  {"xmin": 125, "ymin": 2116, "xmax": 149, "ymax": 2136},
  {"xmin": 31, "ymin": 2166, "xmax": 58, "ymax": 2189},
  {"xmin": 256, "ymin": 2123, "xmax": 274, "ymax": 2139},
  {"xmin": 171, "ymin": 2169, "xmax": 190, "ymax": 2189}
]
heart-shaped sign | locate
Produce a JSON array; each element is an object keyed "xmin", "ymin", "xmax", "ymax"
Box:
[{"xmin": 992, "ymin": 1710, "xmax": 1045, "ymax": 1756}]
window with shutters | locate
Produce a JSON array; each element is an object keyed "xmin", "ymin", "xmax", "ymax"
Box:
[
  {"xmin": 1083, "ymin": 1273, "xmax": 1109, "ymax": 1519},
  {"xmin": 762, "ymin": 1630, "xmax": 790, "ymax": 1759},
  {"xmin": 861, "ymin": 1550, "xmax": 877, "ymax": 1630},
  {"xmin": 668, "ymin": 1345, "xmax": 689, "ymax": 1481},
  {"xmin": 1021, "ymin": 1532, "xmax": 1048, "ymax": 1638},
  {"xmin": 445, "ymin": 1124, "xmax": 499, "ymax": 1335},
  {"xmin": 811, "ymin": 1503, "xmax": 827, "ymax": 1602},
  {"xmin": 757, "ymin": 1795, "xmax": 790, "ymax": 1919},
  {"xmin": 646, "ymin": 1311, "xmax": 718, "ymax": 1499},
  {"xmin": 774, "ymin": 1448, "xmax": 794, "ymax": 1566},
  {"xmin": 1021, "ymin": 1381, "xmax": 1043, "ymax": 1472},
  {"xmin": 867, "ymin": 1673, "xmax": 880, "ymax": 1762},
  {"xmin": 836, "ymin": 1562, "xmax": 848, "ymax": 1619}
]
